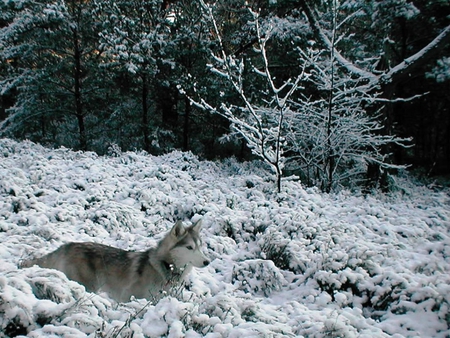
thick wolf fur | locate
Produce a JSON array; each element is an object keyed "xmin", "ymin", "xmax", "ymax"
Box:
[{"xmin": 21, "ymin": 220, "xmax": 210, "ymax": 302}]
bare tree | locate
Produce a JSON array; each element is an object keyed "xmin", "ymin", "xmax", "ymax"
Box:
[
  {"xmin": 284, "ymin": 1, "xmax": 412, "ymax": 191},
  {"xmin": 298, "ymin": 0, "xmax": 450, "ymax": 187},
  {"xmin": 189, "ymin": 3, "xmax": 305, "ymax": 192}
]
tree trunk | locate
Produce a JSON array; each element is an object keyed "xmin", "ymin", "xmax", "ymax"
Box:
[
  {"xmin": 141, "ymin": 71, "xmax": 150, "ymax": 152},
  {"xmin": 73, "ymin": 28, "xmax": 86, "ymax": 151},
  {"xmin": 160, "ymin": 85, "xmax": 178, "ymax": 128},
  {"xmin": 183, "ymin": 96, "xmax": 190, "ymax": 151}
]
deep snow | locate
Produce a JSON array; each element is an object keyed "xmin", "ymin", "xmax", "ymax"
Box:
[{"xmin": 0, "ymin": 138, "xmax": 449, "ymax": 337}]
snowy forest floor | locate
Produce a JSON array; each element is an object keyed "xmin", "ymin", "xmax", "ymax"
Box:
[{"xmin": 0, "ymin": 139, "xmax": 449, "ymax": 338}]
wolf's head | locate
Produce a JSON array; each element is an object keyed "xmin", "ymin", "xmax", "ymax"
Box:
[{"xmin": 164, "ymin": 220, "xmax": 210, "ymax": 270}]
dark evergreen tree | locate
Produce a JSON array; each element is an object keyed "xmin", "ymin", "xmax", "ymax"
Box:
[{"xmin": 0, "ymin": 0, "xmax": 115, "ymax": 151}]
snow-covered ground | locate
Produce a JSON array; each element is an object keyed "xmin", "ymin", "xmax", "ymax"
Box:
[{"xmin": 0, "ymin": 138, "xmax": 449, "ymax": 337}]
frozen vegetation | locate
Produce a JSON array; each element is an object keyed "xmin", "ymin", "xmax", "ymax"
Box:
[{"xmin": 0, "ymin": 138, "xmax": 449, "ymax": 337}]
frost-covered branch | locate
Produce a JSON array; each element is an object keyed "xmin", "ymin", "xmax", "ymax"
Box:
[
  {"xmin": 300, "ymin": 0, "xmax": 450, "ymax": 89},
  {"xmin": 299, "ymin": 0, "xmax": 378, "ymax": 84},
  {"xmin": 382, "ymin": 24, "xmax": 450, "ymax": 85}
]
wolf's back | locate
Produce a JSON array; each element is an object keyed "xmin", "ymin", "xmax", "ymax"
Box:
[{"xmin": 21, "ymin": 244, "xmax": 69, "ymax": 269}]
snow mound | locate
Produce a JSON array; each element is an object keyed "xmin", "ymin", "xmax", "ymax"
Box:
[{"xmin": 0, "ymin": 138, "xmax": 449, "ymax": 337}]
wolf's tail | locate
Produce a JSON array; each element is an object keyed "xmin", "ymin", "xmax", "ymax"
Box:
[{"xmin": 19, "ymin": 257, "xmax": 39, "ymax": 268}]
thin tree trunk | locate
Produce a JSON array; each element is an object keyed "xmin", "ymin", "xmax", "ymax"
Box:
[
  {"xmin": 325, "ymin": 0, "xmax": 337, "ymax": 193},
  {"xmin": 183, "ymin": 96, "xmax": 190, "ymax": 151},
  {"xmin": 73, "ymin": 28, "xmax": 86, "ymax": 151},
  {"xmin": 141, "ymin": 71, "xmax": 150, "ymax": 152}
]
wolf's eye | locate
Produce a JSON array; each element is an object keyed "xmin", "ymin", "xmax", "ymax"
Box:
[{"xmin": 186, "ymin": 245, "xmax": 193, "ymax": 250}]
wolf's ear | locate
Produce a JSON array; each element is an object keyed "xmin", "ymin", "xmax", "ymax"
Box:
[
  {"xmin": 191, "ymin": 219, "xmax": 202, "ymax": 234},
  {"xmin": 171, "ymin": 220, "xmax": 186, "ymax": 238}
]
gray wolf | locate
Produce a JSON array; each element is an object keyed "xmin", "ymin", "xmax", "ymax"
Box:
[{"xmin": 21, "ymin": 220, "xmax": 210, "ymax": 302}]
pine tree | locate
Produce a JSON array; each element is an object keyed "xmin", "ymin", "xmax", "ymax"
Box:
[
  {"xmin": 97, "ymin": 0, "xmax": 173, "ymax": 153},
  {"xmin": 0, "ymin": 0, "xmax": 112, "ymax": 151}
]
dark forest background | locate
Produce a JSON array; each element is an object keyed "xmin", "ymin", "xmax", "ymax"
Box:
[{"xmin": 1, "ymin": 0, "xmax": 449, "ymax": 191}]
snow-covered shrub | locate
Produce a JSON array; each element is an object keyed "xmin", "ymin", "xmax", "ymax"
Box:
[
  {"xmin": 87, "ymin": 203, "xmax": 143, "ymax": 233},
  {"xmin": 259, "ymin": 234, "xmax": 293, "ymax": 272},
  {"xmin": 321, "ymin": 317, "xmax": 359, "ymax": 338},
  {"xmin": 106, "ymin": 143, "xmax": 123, "ymax": 157},
  {"xmin": 0, "ymin": 268, "xmax": 104, "ymax": 337},
  {"xmin": 314, "ymin": 267, "xmax": 371, "ymax": 305},
  {"xmin": 27, "ymin": 271, "xmax": 75, "ymax": 303},
  {"xmin": 231, "ymin": 259, "xmax": 286, "ymax": 297},
  {"xmin": 135, "ymin": 296, "xmax": 207, "ymax": 338}
]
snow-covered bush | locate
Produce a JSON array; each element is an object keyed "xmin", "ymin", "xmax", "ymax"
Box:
[{"xmin": 232, "ymin": 259, "xmax": 286, "ymax": 296}]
